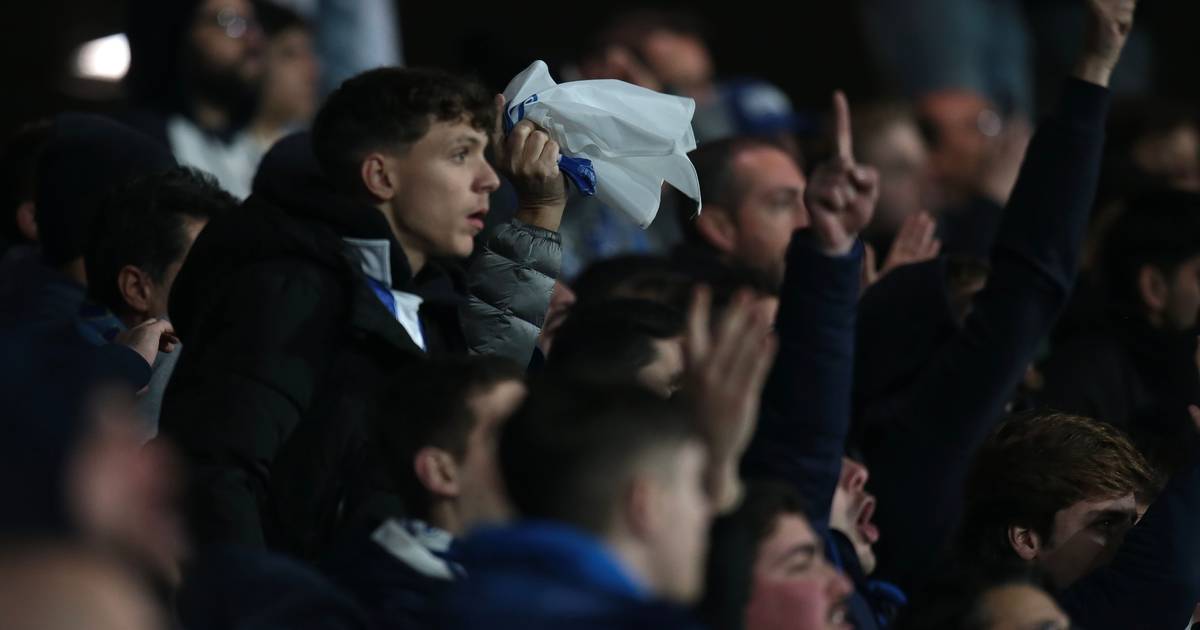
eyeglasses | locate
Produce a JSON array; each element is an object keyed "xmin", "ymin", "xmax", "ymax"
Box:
[{"xmin": 199, "ymin": 7, "xmax": 259, "ymax": 39}]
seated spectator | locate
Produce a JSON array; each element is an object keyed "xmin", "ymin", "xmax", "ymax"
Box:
[
  {"xmin": 249, "ymin": 1, "xmax": 320, "ymax": 149},
  {"xmin": 700, "ymin": 481, "xmax": 855, "ymax": 630},
  {"xmin": 124, "ymin": 0, "xmax": 267, "ymax": 197},
  {"xmin": 1041, "ymin": 190, "xmax": 1200, "ymax": 473},
  {"xmin": 324, "ymin": 356, "xmax": 525, "ymax": 630},
  {"xmin": 0, "ymin": 114, "xmax": 175, "ymax": 329},
  {"xmin": 897, "ymin": 565, "xmax": 1068, "ymax": 630},
  {"xmin": 546, "ymin": 299, "xmax": 686, "ymax": 398},
  {"xmin": 81, "ymin": 167, "xmax": 236, "ymax": 435},
  {"xmin": 160, "ymin": 67, "xmax": 564, "ymax": 553},
  {"xmin": 439, "ymin": 384, "xmax": 711, "ymax": 629}
]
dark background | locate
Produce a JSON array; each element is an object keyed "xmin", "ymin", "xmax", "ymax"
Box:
[{"xmin": 2, "ymin": 0, "xmax": 1198, "ymax": 139}]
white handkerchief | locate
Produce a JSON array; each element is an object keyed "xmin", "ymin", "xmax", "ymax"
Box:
[{"xmin": 502, "ymin": 60, "xmax": 702, "ymax": 228}]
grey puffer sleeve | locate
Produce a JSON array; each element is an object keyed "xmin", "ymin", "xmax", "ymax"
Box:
[{"xmin": 461, "ymin": 219, "xmax": 561, "ymax": 365}]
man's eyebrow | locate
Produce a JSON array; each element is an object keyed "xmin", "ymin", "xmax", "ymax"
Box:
[
  {"xmin": 453, "ymin": 135, "xmax": 484, "ymax": 147},
  {"xmin": 1086, "ymin": 508, "xmax": 1137, "ymax": 522},
  {"xmin": 770, "ymin": 543, "xmax": 817, "ymax": 569}
]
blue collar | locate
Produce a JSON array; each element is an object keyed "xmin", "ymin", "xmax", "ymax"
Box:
[{"xmin": 460, "ymin": 521, "xmax": 649, "ymax": 600}]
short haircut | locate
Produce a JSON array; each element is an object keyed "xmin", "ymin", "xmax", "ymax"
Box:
[
  {"xmin": 311, "ymin": 67, "xmax": 494, "ymax": 200},
  {"xmin": 85, "ymin": 167, "xmax": 235, "ymax": 315},
  {"xmin": 960, "ymin": 412, "xmax": 1156, "ymax": 566},
  {"xmin": 254, "ymin": 0, "xmax": 310, "ymax": 37},
  {"xmin": 546, "ymin": 299, "xmax": 685, "ymax": 388},
  {"xmin": 1099, "ymin": 188, "xmax": 1200, "ymax": 310},
  {"xmin": 499, "ymin": 381, "xmax": 697, "ymax": 536},
  {"xmin": 371, "ymin": 356, "xmax": 525, "ymax": 521},
  {"xmin": 699, "ymin": 481, "xmax": 811, "ymax": 630},
  {"xmin": 676, "ymin": 137, "xmax": 783, "ymax": 246},
  {"xmin": 0, "ymin": 120, "xmax": 53, "ymax": 244}
]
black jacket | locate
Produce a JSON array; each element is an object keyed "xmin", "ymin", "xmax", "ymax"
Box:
[{"xmin": 160, "ymin": 134, "xmax": 556, "ymax": 556}]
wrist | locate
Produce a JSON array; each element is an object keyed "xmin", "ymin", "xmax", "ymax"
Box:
[
  {"xmin": 514, "ymin": 201, "xmax": 566, "ymax": 232},
  {"xmin": 1074, "ymin": 55, "xmax": 1116, "ymax": 87}
]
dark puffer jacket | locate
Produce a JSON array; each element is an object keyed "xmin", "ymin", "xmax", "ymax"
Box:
[{"xmin": 159, "ymin": 134, "xmax": 557, "ymax": 556}]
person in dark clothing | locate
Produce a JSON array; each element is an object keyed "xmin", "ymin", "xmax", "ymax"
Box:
[
  {"xmin": 847, "ymin": 0, "xmax": 1134, "ymax": 609},
  {"xmin": 960, "ymin": 410, "xmax": 1200, "ymax": 629},
  {"xmin": 1041, "ymin": 189, "xmax": 1200, "ymax": 473},
  {"xmin": 0, "ymin": 113, "xmax": 177, "ymax": 330},
  {"xmin": 699, "ymin": 481, "xmax": 855, "ymax": 630},
  {"xmin": 546, "ymin": 299, "xmax": 686, "ymax": 398},
  {"xmin": 159, "ymin": 67, "xmax": 564, "ymax": 555},
  {"xmin": 123, "ymin": 0, "xmax": 267, "ymax": 197},
  {"xmin": 324, "ymin": 356, "xmax": 525, "ymax": 630},
  {"xmin": 738, "ymin": 88, "xmax": 892, "ymax": 628},
  {"xmin": 438, "ymin": 384, "xmax": 710, "ymax": 630},
  {"xmin": 81, "ymin": 167, "xmax": 236, "ymax": 437}
]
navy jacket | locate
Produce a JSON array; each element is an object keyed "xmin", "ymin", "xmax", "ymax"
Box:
[
  {"xmin": 438, "ymin": 522, "xmax": 704, "ymax": 630},
  {"xmin": 741, "ymin": 233, "xmax": 872, "ymax": 624},
  {"xmin": 854, "ymin": 78, "xmax": 1111, "ymax": 597}
]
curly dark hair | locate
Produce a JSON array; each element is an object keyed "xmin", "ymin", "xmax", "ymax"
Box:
[{"xmin": 311, "ymin": 67, "xmax": 495, "ymax": 200}]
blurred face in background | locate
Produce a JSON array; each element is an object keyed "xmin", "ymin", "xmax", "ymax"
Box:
[
  {"xmin": 259, "ymin": 26, "xmax": 320, "ymax": 127},
  {"xmin": 639, "ymin": 29, "xmax": 714, "ymax": 97},
  {"xmin": 186, "ymin": 0, "xmax": 265, "ymax": 111},
  {"xmin": 860, "ymin": 117, "xmax": 931, "ymax": 237},
  {"xmin": 68, "ymin": 385, "xmax": 187, "ymax": 586},
  {"xmin": 1131, "ymin": 123, "xmax": 1200, "ymax": 192},
  {"xmin": 976, "ymin": 583, "xmax": 1070, "ymax": 630}
]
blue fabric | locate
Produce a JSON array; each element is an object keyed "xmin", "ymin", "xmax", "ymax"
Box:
[
  {"xmin": 365, "ymin": 276, "xmax": 397, "ymax": 318},
  {"xmin": 439, "ymin": 521, "xmax": 704, "ymax": 630}
]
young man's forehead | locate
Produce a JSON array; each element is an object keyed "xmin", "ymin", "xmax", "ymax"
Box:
[{"xmin": 423, "ymin": 118, "xmax": 490, "ymax": 144}]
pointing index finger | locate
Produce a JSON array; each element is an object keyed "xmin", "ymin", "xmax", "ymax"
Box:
[{"xmin": 833, "ymin": 90, "xmax": 854, "ymax": 162}]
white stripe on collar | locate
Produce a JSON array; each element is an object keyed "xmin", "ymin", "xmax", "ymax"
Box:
[{"xmin": 371, "ymin": 518, "xmax": 455, "ymax": 580}]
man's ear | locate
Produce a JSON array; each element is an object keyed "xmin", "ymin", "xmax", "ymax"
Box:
[
  {"xmin": 413, "ymin": 447, "xmax": 461, "ymax": 500},
  {"xmin": 14, "ymin": 201, "xmax": 37, "ymax": 242},
  {"xmin": 1008, "ymin": 524, "xmax": 1043, "ymax": 561},
  {"xmin": 361, "ymin": 152, "xmax": 399, "ymax": 202},
  {"xmin": 1136, "ymin": 265, "xmax": 1169, "ymax": 317},
  {"xmin": 693, "ymin": 205, "xmax": 738, "ymax": 255},
  {"xmin": 117, "ymin": 265, "xmax": 153, "ymax": 317}
]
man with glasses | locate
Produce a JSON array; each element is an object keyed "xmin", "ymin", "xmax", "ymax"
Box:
[{"xmin": 124, "ymin": 0, "xmax": 267, "ymax": 197}]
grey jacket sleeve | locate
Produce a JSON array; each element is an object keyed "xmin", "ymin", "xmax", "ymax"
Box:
[{"xmin": 461, "ymin": 219, "xmax": 561, "ymax": 365}]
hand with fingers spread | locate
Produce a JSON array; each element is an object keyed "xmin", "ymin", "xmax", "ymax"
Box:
[
  {"xmin": 491, "ymin": 95, "xmax": 568, "ymax": 231},
  {"xmin": 1076, "ymin": 0, "xmax": 1137, "ymax": 87},
  {"xmin": 805, "ymin": 91, "xmax": 880, "ymax": 257},
  {"xmin": 683, "ymin": 286, "xmax": 779, "ymax": 512},
  {"xmin": 114, "ymin": 318, "xmax": 179, "ymax": 368},
  {"xmin": 881, "ymin": 211, "xmax": 941, "ymax": 275}
]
